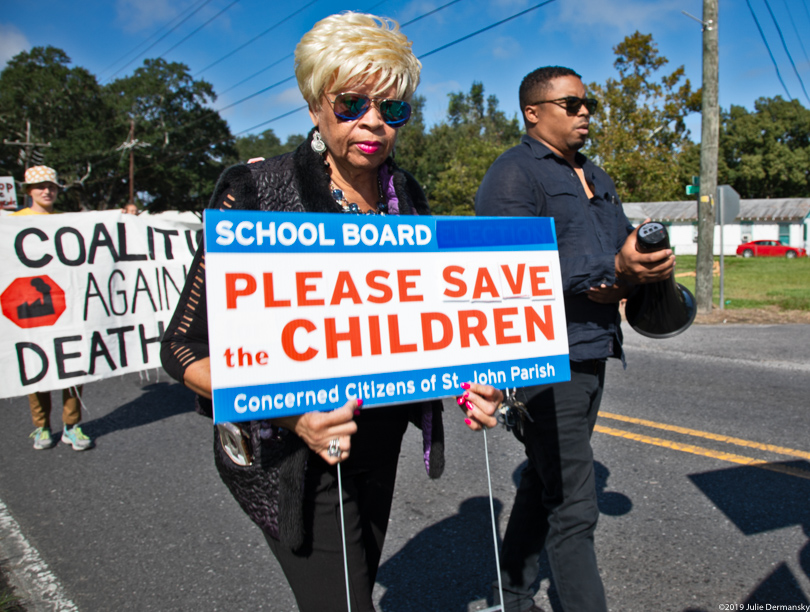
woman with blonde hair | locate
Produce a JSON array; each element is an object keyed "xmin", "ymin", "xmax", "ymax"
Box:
[{"xmin": 162, "ymin": 12, "xmax": 500, "ymax": 611}]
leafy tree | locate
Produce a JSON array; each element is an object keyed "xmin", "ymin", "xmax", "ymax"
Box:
[
  {"xmin": 718, "ymin": 96, "xmax": 810, "ymax": 198},
  {"xmin": 431, "ymin": 138, "xmax": 509, "ymax": 215},
  {"xmin": 393, "ymin": 94, "xmax": 429, "ymax": 183},
  {"xmin": 397, "ymin": 83, "xmax": 520, "ymax": 215},
  {"xmin": 429, "ymin": 84, "xmax": 521, "ymax": 215},
  {"xmin": 234, "ymin": 129, "xmax": 304, "ymax": 163},
  {"xmin": 585, "ymin": 32, "xmax": 701, "ymax": 202},
  {"xmin": 102, "ymin": 58, "xmax": 236, "ymax": 213},
  {"xmin": 0, "ymin": 46, "xmax": 117, "ymax": 210},
  {"xmin": 0, "ymin": 49, "xmax": 238, "ymax": 212}
]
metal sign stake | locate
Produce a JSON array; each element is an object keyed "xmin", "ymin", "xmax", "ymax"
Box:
[
  {"xmin": 337, "ymin": 462, "xmax": 352, "ymax": 612},
  {"xmin": 479, "ymin": 428, "xmax": 505, "ymax": 612}
]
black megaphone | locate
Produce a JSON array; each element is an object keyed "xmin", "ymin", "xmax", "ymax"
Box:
[{"xmin": 624, "ymin": 222, "xmax": 697, "ymax": 339}]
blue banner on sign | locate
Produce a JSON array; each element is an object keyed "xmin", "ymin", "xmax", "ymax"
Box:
[
  {"xmin": 212, "ymin": 354, "xmax": 570, "ymax": 423},
  {"xmin": 435, "ymin": 217, "xmax": 555, "ymax": 250},
  {"xmin": 204, "ymin": 210, "xmax": 558, "ymax": 254}
]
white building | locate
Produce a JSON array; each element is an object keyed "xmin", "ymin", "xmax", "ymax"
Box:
[{"xmin": 623, "ymin": 198, "xmax": 810, "ymax": 255}]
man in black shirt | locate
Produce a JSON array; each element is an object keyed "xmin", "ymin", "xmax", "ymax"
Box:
[{"xmin": 475, "ymin": 66, "xmax": 674, "ymax": 611}]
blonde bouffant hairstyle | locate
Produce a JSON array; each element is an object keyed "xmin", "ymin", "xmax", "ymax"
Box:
[{"xmin": 295, "ymin": 12, "xmax": 421, "ymax": 108}]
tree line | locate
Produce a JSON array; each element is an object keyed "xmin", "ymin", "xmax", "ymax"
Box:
[{"xmin": 2, "ymin": 33, "xmax": 808, "ymax": 214}]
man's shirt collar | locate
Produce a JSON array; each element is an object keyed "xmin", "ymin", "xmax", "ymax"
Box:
[{"xmin": 521, "ymin": 133, "xmax": 589, "ymax": 168}]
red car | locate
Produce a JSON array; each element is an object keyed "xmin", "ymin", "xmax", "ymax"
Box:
[{"xmin": 736, "ymin": 240, "xmax": 807, "ymax": 258}]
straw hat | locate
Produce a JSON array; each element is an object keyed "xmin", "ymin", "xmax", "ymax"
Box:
[{"xmin": 22, "ymin": 166, "xmax": 60, "ymax": 188}]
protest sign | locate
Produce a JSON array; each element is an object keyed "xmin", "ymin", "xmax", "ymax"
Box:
[
  {"xmin": 205, "ymin": 210, "xmax": 570, "ymax": 424},
  {"xmin": 0, "ymin": 210, "xmax": 200, "ymax": 398},
  {"xmin": 0, "ymin": 177, "xmax": 18, "ymax": 210}
]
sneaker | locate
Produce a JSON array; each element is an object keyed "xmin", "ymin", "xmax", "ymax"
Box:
[
  {"xmin": 62, "ymin": 425, "xmax": 93, "ymax": 451},
  {"xmin": 30, "ymin": 427, "xmax": 56, "ymax": 450}
]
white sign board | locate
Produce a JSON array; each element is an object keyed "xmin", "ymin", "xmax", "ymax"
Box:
[
  {"xmin": 205, "ymin": 211, "xmax": 570, "ymax": 424},
  {"xmin": 0, "ymin": 177, "xmax": 18, "ymax": 210},
  {"xmin": 0, "ymin": 211, "xmax": 201, "ymax": 397}
]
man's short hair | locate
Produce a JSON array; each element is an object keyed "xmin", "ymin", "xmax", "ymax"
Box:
[{"xmin": 518, "ymin": 66, "xmax": 582, "ymax": 114}]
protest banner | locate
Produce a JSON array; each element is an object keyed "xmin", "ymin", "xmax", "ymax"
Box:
[
  {"xmin": 205, "ymin": 210, "xmax": 570, "ymax": 424},
  {"xmin": 0, "ymin": 177, "xmax": 18, "ymax": 210},
  {"xmin": 0, "ymin": 210, "xmax": 201, "ymax": 398}
]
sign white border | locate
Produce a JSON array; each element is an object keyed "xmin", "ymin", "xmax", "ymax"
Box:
[{"xmin": 205, "ymin": 211, "xmax": 570, "ymax": 423}]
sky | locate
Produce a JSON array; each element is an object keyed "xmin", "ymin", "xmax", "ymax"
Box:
[{"xmin": 2, "ymin": 0, "xmax": 810, "ymax": 146}]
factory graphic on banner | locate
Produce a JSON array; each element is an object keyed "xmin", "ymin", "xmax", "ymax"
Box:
[{"xmin": 1, "ymin": 275, "xmax": 66, "ymax": 329}]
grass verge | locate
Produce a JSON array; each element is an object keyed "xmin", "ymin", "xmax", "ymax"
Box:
[{"xmin": 674, "ymin": 255, "xmax": 810, "ymax": 312}]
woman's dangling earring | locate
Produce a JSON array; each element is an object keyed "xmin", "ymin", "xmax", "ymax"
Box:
[{"xmin": 311, "ymin": 130, "xmax": 327, "ymax": 154}]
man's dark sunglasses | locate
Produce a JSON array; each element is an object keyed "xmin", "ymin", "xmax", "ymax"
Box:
[
  {"xmin": 329, "ymin": 93, "xmax": 411, "ymax": 127},
  {"xmin": 531, "ymin": 96, "xmax": 598, "ymax": 114}
]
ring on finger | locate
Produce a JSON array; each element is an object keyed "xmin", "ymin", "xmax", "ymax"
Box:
[{"xmin": 327, "ymin": 438, "xmax": 341, "ymax": 458}]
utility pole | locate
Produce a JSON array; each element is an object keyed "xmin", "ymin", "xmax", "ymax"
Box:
[
  {"xmin": 2, "ymin": 120, "xmax": 52, "ymax": 170},
  {"xmin": 2, "ymin": 120, "xmax": 53, "ymax": 208},
  {"xmin": 695, "ymin": 0, "xmax": 719, "ymax": 314},
  {"xmin": 128, "ymin": 120, "xmax": 135, "ymax": 205},
  {"xmin": 116, "ymin": 119, "xmax": 147, "ymax": 206}
]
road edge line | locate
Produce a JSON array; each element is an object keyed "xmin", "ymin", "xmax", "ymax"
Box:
[{"xmin": 0, "ymin": 497, "xmax": 79, "ymax": 612}]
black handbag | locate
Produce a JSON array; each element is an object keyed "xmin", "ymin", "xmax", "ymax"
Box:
[{"xmin": 212, "ymin": 422, "xmax": 309, "ymax": 549}]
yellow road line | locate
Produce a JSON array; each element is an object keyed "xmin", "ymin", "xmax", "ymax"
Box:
[
  {"xmin": 594, "ymin": 425, "xmax": 810, "ymax": 481},
  {"xmin": 600, "ymin": 411, "xmax": 810, "ymax": 460}
]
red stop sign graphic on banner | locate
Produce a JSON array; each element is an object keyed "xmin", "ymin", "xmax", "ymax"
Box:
[{"xmin": 1, "ymin": 275, "xmax": 67, "ymax": 329}]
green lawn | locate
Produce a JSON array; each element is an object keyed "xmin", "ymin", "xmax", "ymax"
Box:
[{"xmin": 674, "ymin": 255, "xmax": 810, "ymax": 311}]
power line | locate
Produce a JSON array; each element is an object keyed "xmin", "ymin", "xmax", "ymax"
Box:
[
  {"xmin": 219, "ymin": 53, "xmax": 294, "ymax": 96},
  {"xmin": 106, "ymin": 0, "xmax": 217, "ymax": 81},
  {"xmin": 780, "ymin": 0, "xmax": 810, "ymax": 69},
  {"xmin": 66, "ymin": 0, "xmax": 556, "ymax": 179},
  {"xmin": 400, "ymin": 0, "xmax": 465, "ymax": 27},
  {"xmin": 761, "ymin": 0, "xmax": 810, "ymax": 104},
  {"xmin": 197, "ymin": 0, "xmax": 433, "ymax": 83},
  {"xmin": 100, "ymin": 0, "xmax": 211, "ymax": 78},
  {"xmin": 228, "ymin": 0, "xmax": 558, "ymax": 131},
  {"xmin": 418, "ymin": 0, "xmax": 556, "ymax": 59},
  {"xmin": 217, "ymin": 76, "xmax": 297, "ymax": 113},
  {"xmin": 745, "ymin": 0, "xmax": 792, "ymax": 99},
  {"xmin": 214, "ymin": 0, "xmax": 455, "ymax": 100},
  {"xmin": 59, "ymin": 1, "xmax": 443, "ymax": 169},
  {"xmin": 159, "ymin": 0, "xmax": 241, "ymax": 60},
  {"xmin": 803, "ymin": 0, "xmax": 810, "ymax": 33},
  {"xmin": 235, "ymin": 105, "xmax": 309, "ymax": 136},
  {"xmin": 194, "ymin": 0, "xmax": 320, "ymax": 76},
  {"xmin": 226, "ymin": 0, "xmax": 554, "ymax": 136}
]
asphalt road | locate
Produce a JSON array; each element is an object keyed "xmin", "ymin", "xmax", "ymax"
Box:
[{"xmin": 1, "ymin": 324, "xmax": 809, "ymax": 611}]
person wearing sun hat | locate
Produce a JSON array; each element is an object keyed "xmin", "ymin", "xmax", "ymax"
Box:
[
  {"xmin": 14, "ymin": 165, "xmax": 62, "ymax": 215},
  {"xmin": 11, "ymin": 166, "xmax": 93, "ymax": 451}
]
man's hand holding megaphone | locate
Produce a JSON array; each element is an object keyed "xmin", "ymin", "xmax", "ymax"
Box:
[
  {"xmin": 587, "ymin": 219, "xmax": 675, "ymax": 305},
  {"xmin": 614, "ymin": 218, "xmax": 676, "ymax": 284}
]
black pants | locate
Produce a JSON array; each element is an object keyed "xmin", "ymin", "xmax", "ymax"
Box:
[
  {"xmin": 497, "ymin": 360, "xmax": 608, "ymax": 612},
  {"xmin": 266, "ymin": 408, "xmax": 408, "ymax": 612}
]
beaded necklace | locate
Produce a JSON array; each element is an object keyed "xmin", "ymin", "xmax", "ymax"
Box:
[{"xmin": 330, "ymin": 176, "xmax": 388, "ymax": 215}]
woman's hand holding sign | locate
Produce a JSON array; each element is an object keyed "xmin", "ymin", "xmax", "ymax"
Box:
[
  {"xmin": 458, "ymin": 382, "xmax": 502, "ymax": 431},
  {"xmin": 184, "ymin": 358, "xmax": 359, "ymax": 464},
  {"xmin": 276, "ymin": 400, "xmax": 360, "ymax": 465}
]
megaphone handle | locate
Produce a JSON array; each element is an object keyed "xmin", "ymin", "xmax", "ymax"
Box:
[{"xmin": 635, "ymin": 222, "xmax": 670, "ymax": 253}]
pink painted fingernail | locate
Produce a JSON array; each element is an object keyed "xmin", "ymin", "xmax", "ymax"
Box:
[
  {"xmin": 456, "ymin": 396, "xmax": 465, "ymax": 406},
  {"xmin": 460, "ymin": 382, "xmax": 471, "ymax": 390},
  {"xmin": 466, "ymin": 401, "xmax": 474, "ymax": 411},
  {"xmin": 464, "ymin": 418, "xmax": 472, "ymax": 425},
  {"xmin": 356, "ymin": 398, "xmax": 363, "ymax": 407}
]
